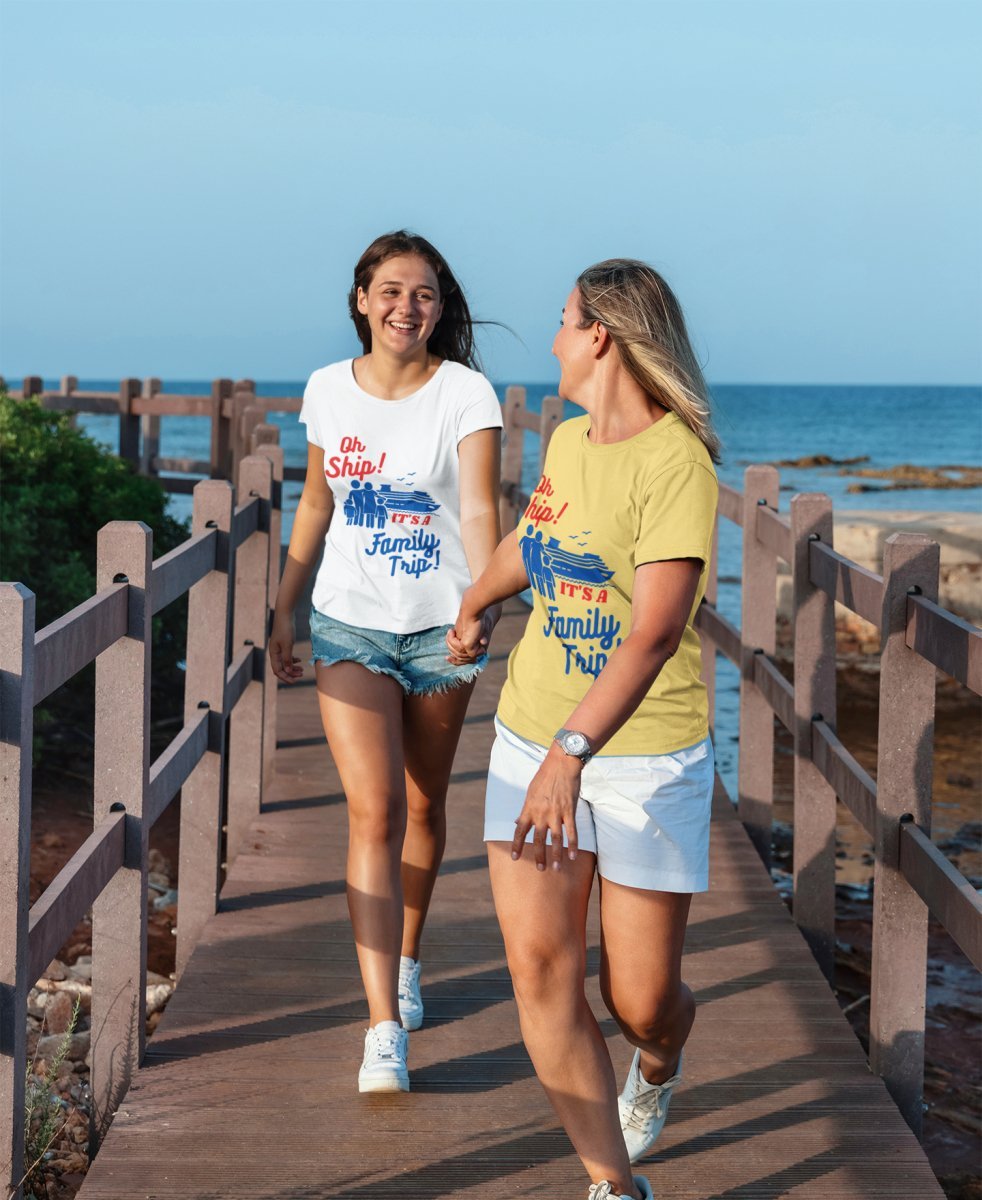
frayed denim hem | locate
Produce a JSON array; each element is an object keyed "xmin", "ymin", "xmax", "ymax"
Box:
[
  {"xmin": 310, "ymin": 653, "xmax": 406, "ymax": 689},
  {"xmin": 409, "ymin": 658, "xmax": 486, "ymax": 697}
]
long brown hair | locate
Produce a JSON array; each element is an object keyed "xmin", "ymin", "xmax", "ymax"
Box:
[
  {"xmin": 348, "ymin": 231, "xmax": 481, "ymax": 369},
  {"xmin": 576, "ymin": 259, "xmax": 721, "ymax": 463}
]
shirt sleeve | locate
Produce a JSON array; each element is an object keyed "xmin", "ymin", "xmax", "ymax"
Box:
[
  {"xmin": 298, "ymin": 372, "xmax": 324, "ymax": 448},
  {"xmin": 635, "ymin": 462, "xmax": 718, "ymax": 567},
  {"xmin": 456, "ymin": 375, "xmax": 504, "ymax": 444}
]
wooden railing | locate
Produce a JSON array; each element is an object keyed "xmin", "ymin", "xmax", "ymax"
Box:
[
  {"xmin": 693, "ymin": 465, "xmax": 982, "ymax": 1136},
  {"xmin": 4, "ymin": 378, "xmax": 978, "ymax": 1173},
  {"xmin": 0, "ymin": 437, "xmax": 284, "ymax": 1197}
]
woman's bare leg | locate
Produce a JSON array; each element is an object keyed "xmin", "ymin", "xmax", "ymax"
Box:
[
  {"xmin": 488, "ymin": 843, "xmax": 640, "ymax": 1198},
  {"xmin": 599, "ymin": 880, "xmax": 694, "ymax": 1084},
  {"xmin": 399, "ymin": 680, "xmax": 475, "ymax": 960},
  {"xmin": 316, "ymin": 662, "xmax": 406, "ymax": 1027}
]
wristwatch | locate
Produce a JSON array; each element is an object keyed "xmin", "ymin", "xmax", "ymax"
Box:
[{"xmin": 554, "ymin": 728, "xmax": 594, "ymax": 764}]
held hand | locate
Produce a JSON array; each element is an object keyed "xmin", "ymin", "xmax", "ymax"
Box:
[
  {"xmin": 512, "ymin": 745, "xmax": 582, "ymax": 871},
  {"xmin": 446, "ymin": 603, "xmax": 495, "ymax": 664},
  {"xmin": 268, "ymin": 612, "xmax": 303, "ymax": 684}
]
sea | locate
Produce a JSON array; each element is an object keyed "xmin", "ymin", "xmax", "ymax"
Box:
[{"xmin": 73, "ymin": 381, "xmax": 982, "ymax": 801}]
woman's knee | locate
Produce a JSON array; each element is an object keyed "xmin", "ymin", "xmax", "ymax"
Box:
[
  {"xmin": 405, "ymin": 787, "xmax": 447, "ymax": 832},
  {"xmin": 506, "ymin": 939, "xmax": 585, "ymax": 1005},
  {"xmin": 347, "ymin": 795, "xmax": 406, "ymax": 847},
  {"xmin": 603, "ymin": 978, "xmax": 693, "ymax": 1043}
]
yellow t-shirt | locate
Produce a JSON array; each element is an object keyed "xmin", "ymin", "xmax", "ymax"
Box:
[{"xmin": 497, "ymin": 411, "xmax": 718, "ymax": 756}]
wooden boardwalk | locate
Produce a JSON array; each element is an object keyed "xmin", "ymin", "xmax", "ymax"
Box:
[{"xmin": 77, "ymin": 600, "xmax": 944, "ymax": 1199}]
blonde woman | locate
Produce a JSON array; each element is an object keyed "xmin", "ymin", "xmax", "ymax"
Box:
[{"xmin": 449, "ymin": 260, "xmax": 719, "ymax": 1200}]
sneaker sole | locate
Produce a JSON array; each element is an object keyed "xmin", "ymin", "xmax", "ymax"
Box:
[
  {"xmin": 358, "ymin": 1071, "xmax": 410, "ymax": 1093},
  {"xmin": 400, "ymin": 1009, "xmax": 423, "ymax": 1032}
]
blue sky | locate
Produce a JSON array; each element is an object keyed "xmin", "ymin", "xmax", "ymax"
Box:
[{"xmin": 1, "ymin": 0, "xmax": 980, "ymax": 384}]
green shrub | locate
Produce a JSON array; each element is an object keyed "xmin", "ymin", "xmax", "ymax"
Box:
[{"xmin": 0, "ymin": 390, "xmax": 191, "ymax": 767}]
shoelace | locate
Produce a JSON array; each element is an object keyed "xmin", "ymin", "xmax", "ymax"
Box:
[
  {"xmin": 369, "ymin": 1027, "xmax": 404, "ymax": 1062},
  {"xmin": 588, "ymin": 1184, "xmax": 616, "ymax": 1200},
  {"xmin": 623, "ymin": 1070, "xmax": 681, "ymax": 1130},
  {"xmin": 398, "ymin": 961, "xmax": 420, "ymax": 1000}
]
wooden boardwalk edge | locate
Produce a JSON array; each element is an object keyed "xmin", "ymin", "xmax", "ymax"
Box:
[{"xmin": 77, "ymin": 600, "xmax": 944, "ymax": 1198}]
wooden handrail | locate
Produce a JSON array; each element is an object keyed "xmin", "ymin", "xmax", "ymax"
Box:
[
  {"xmin": 151, "ymin": 530, "xmax": 218, "ymax": 614},
  {"xmin": 33, "ymin": 584, "xmax": 129, "ymax": 705},
  {"xmin": 809, "ymin": 539, "xmax": 884, "ymax": 626},
  {"xmin": 27, "ymin": 811, "xmax": 126, "ymax": 987},
  {"xmin": 898, "ymin": 821, "xmax": 982, "ymax": 971},
  {"xmin": 811, "ymin": 719, "xmax": 877, "ymax": 837},
  {"xmin": 752, "ymin": 651, "xmax": 794, "ymax": 732},
  {"xmin": 147, "ymin": 708, "xmax": 210, "ymax": 825},
  {"xmin": 755, "ymin": 504, "xmax": 793, "ymax": 563},
  {"xmin": 906, "ymin": 592, "xmax": 982, "ymax": 695}
]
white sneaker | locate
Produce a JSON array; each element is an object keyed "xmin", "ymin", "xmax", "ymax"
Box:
[
  {"xmin": 588, "ymin": 1177, "xmax": 654, "ymax": 1200},
  {"xmin": 398, "ymin": 956, "xmax": 423, "ymax": 1031},
  {"xmin": 619, "ymin": 1048, "xmax": 682, "ymax": 1161},
  {"xmin": 358, "ymin": 1021, "xmax": 409, "ymax": 1093}
]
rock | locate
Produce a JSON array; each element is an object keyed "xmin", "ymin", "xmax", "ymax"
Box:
[
  {"xmin": 148, "ymin": 871, "xmax": 171, "ymax": 890},
  {"xmin": 146, "ymin": 982, "xmax": 174, "ymax": 1015},
  {"xmin": 44, "ymin": 991, "xmax": 76, "ymax": 1035},
  {"xmin": 148, "ymin": 847, "xmax": 172, "ymax": 878},
  {"xmin": 153, "ymin": 888, "xmax": 179, "ymax": 911},
  {"xmin": 36, "ymin": 1030, "xmax": 90, "ymax": 1063},
  {"xmin": 45, "ymin": 959, "xmax": 68, "ymax": 981},
  {"xmin": 67, "ymin": 957, "xmax": 92, "ymax": 983},
  {"xmin": 28, "ymin": 988, "xmax": 48, "ymax": 1020}
]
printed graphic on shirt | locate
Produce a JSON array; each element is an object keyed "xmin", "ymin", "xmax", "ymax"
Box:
[
  {"xmin": 326, "ymin": 435, "xmax": 443, "ymax": 580},
  {"xmin": 519, "ymin": 521, "xmax": 621, "ymax": 679}
]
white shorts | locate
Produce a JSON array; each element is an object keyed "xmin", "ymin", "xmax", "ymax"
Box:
[{"xmin": 484, "ymin": 718, "xmax": 714, "ymax": 893}]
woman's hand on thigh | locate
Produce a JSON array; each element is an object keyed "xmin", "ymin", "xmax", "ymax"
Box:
[{"xmin": 512, "ymin": 747, "xmax": 583, "ymax": 871}]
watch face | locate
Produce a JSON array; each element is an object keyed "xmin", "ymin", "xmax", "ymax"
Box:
[{"xmin": 565, "ymin": 732, "xmax": 588, "ymax": 756}]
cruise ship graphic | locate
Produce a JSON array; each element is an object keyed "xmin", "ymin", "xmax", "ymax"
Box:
[
  {"xmin": 543, "ymin": 536, "xmax": 614, "ymax": 585},
  {"xmin": 377, "ymin": 485, "xmax": 440, "ymax": 514}
]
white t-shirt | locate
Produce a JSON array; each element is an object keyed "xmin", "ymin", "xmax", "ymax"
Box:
[{"xmin": 300, "ymin": 358, "xmax": 503, "ymax": 633}]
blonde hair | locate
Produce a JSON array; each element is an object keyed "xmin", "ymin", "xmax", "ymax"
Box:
[{"xmin": 576, "ymin": 259, "xmax": 721, "ymax": 463}]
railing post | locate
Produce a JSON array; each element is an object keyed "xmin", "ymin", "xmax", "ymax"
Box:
[
  {"xmin": 21, "ymin": 376, "xmax": 43, "ymax": 400},
  {"xmin": 790, "ymin": 493, "xmax": 837, "ymax": 980},
  {"xmin": 0, "ymin": 584, "xmax": 36, "ymax": 1200},
  {"xmin": 176, "ymin": 481, "xmax": 234, "ymax": 978},
  {"xmin": 738, "ymin": 464, "xmax": 779, "ymax": 865},
  {"xmin": 698, "ymin": 515, "xmax": 719, "ymax": 735},
  {"xmin": 538, "ymin": 394, "xmax": 564, "ymax": 477},
  {"xmin": 89, "ymin": 521, "xmax": 152, "ymax": 1152},
  {"xmin": 60, "ymin": 376, "xmax": 79, "ymax": 428},
  {"xmin": 230, "ymin": 384, "xmax": 257, "ymax": 484},
  {"xmin": 869, "ymin": 531, "xmax": 940, "ymax": 1136},
  {"xmin": 209, "ymin": 379, "xmax": 233, "ymax": 479},
  {"xmin": 140, "ymin": 378, "xmax": 162, "ymax": 476},
  {"xmin": 226, "ymin": 457, "xmax": 273, "ymax": 863},
  {"xmin": 499, "ymin": 386, "xmax": 526, "ymax": 532},
  {"xmin": 117, "ymin": 378, "xmax": 141, "ymax": 467},
  {"xmin": 254, "ymin": 435, "xmax": 284, "ymax": 794}
]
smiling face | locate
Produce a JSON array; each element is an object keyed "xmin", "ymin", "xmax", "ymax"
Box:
[
  {"xmin": 356, "ymin": 254, "xmax": 444, "ymax": 358},
  {"xmin": 552, "ymin": 287, "xmax": 597, "ymax": 403}
]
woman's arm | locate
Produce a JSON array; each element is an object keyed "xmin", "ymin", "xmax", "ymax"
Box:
[
  {"xmin": 457, "ymin": 427, "xmax": 503, "ymax": 598},
  {"xmin": 448, "ymin": 526, "xmax": 530, "ymax": 660},
  {"xmin": 512, "ymin": 557, "xmax": 703, "ymax": 869},
  {"xmin": 268, "ymin": 442, "xmax": 334, "ymax": 683}
]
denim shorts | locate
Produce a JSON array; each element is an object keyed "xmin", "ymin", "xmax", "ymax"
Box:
[{"xmin": 309, "ymin": 608, "xmax": 486, "ymax": 697}]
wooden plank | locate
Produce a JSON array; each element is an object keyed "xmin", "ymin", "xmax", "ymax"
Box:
[
  {"xmin": 147, "ymin": 710, "xmax": 210, "ymax": 826},
  {"xmin": 151, "ymin": 530, "xmax": 217, "ymax": 615},
  {"xmin": 809, "ymin": 540, "xmax": 884, "ymax": 626},
  {"xmin": 90, "ymin": 522, "xmax": 153, "ymax": 1153},
  {"xmin": 738, "ymin": 465, "xmax": 779, "ymax": 865},
  {"xmin": 751, "ymin": 651, "xmax": 794, "ymax": 732},
  {"xmin": 790, "ymin": 494, "xmax": 838, "ymax": 981},
  {"xmin": 0, "ymin": 584, "xmax": 35, "ymax": 1194},
  {"xmin": 898, "ymin": 821, "xmax": 982, "ymax": 970},
  {"xmin": 33, "ymin": 583, "xmax": 128, "ymax": 704},
  {"xmin": 717, "ymin": 482, "xmax": 742, "ymax": 525},
  {"xmin": 906, "ymin": 592, "xmax": 982, "ymax": 695},
  {"xmin": 231, "ymin": 494, "xmax": 261, "ymax": 549},
  {"xmin": 811, "ymin": 719, "xmax": 876, "ymax": 836},
  {"xmin": 131, "ymin": 394, "xmax": 213, "ymax": 416},
  {"xmin": 755, "ymin": 503, "xmax": 792, "ymax": 563},
  {"xmin": 693, "ymin": 602, "xmax": 740, "ymax": 666},
  {"xmin": 869, "ymin": 533, "xmax": 939, "ymax": 1136},
  {"xmin": 27, "ymin": 812, "xmax": 125, "ymax": 985},
  {"xmin": 153, "ymin": 456, "xmax": 212, "ymax": 475},
  {"xmin": 224, "ymin": 644, "xmax": 256, "ymax": 715}
]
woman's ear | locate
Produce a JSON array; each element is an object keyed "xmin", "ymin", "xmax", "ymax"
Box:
[
  {"xmin": 356, "ymin": 286, "xmax": 369, "ymax": 315},
  {"xmin": 594, "ymin": 322, "xmax": 611, "ymax": 356}
]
